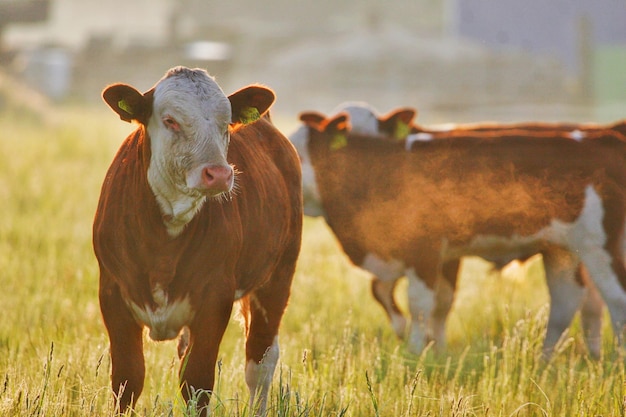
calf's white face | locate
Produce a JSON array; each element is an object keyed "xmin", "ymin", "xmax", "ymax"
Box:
[
  {"xmin": 331, "ymin": 102, "xmax": 380, "ymax": 135},
  {"xmin": 292, "ymin": 102, "xmax": 380, "ymax": 218},
  {"xmin": 147, "ymin": 68, "xmax": 234, "ymax": 226}
]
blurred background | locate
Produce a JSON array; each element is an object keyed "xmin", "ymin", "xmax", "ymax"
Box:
[{"xmin": 1, "ymin": 0, "xmax": 626, "ymax": 125}]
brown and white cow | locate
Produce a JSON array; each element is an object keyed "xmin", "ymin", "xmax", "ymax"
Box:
[
  {"xmin": 298, "ymin": 112, "xmax": 626, "ymax": 357},
  {"xmin": 290, "ymin": 104, "xmax": 606, "ymax": 356},
  {"xmin": 93, "ymin": 67, "xmax": 302, "ymax": 416}
]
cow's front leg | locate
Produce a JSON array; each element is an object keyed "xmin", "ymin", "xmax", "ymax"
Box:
[
  {"xmin": 362, "ymin": 254, "xmax": 407, "ymax": 338},
  {"xmin": 99, "ymin": 277, "xmax": 145, "ymax": 413},
  {"xmin": 179, "ymin": 294, "xmax": 233, "ymax": 417}
]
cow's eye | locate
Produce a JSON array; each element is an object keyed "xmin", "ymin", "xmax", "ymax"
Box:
[{"xmin": 163, "ymin": 116, "xmax": 180, "ymax": 131}]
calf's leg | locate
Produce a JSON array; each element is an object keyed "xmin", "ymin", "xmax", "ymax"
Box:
[
  {"xmin": 578, "ymin": 271, "xmax": 605, "ymax": 358},
  {"xmin": 362, "ymin": 254, "xmax": 407, "ymax": 338},
  {"xmin": 371, "ymin": 277, "xmax": 407, "ymax": 338},
  {"xmin": 542, "ymin": 250, "xmax": 585, "ymax": 358}
]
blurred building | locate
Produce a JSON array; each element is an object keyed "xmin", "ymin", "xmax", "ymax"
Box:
[
  {"xmin": 453, "ymin": 0, "xmax": 626, "ymax": 102},
  {"xmin": 1, "ymin": 0, "xmax": 625, "ymax": 115}
]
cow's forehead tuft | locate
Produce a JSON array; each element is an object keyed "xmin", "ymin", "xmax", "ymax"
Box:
[
  {"xmin": 165, "ymin": 66, "xmax": 211, "ymax": 81},
  {"xmin": 153, "ymin": 67, "xmax": 230, "ymax": 123},
  {"xmin": 161, "ymin": 67, "xmax": 221, "ymax": 96}
]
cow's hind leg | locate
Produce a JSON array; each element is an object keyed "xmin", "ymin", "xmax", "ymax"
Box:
[
  {"xmin": 574, "ymin": 186, "xmax": 626, "ymax": 347},
  {"xmin": 542, "ymin": 249, "xmax": 585, "ymax": 358},
  {"xmin": 99, "ymin": 278, "xmax": 145, "ymax": 413},
  {"xmin": 576, "ymin": 267, "xmax": 605, "ymax": 358},
  {"xmin": 242, "ymin": 263, "xmax": 295, "ymax": 416},
  {"xmin": 371, "ymin": 277, "xmax": 407, "ymax": 338}
]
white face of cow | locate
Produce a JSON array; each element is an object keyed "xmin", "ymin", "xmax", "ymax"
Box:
[
  {"xmin": 291, "ymin": 102, "xmax": 381, "ymax": 218},
  {"xmin": 331, "ymin": 102, "xmax": 380, "ymax": 135},
  {"xmin": 147, "ymin": 68, "xmax": 234, "ymax": 230},
  {"xmin": 102, "ymin": 66, "xmax": 276, "ymax": 236}
]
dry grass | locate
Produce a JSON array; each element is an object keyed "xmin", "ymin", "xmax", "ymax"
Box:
[{"xmin": 0, "ymin": 107, "xmax": 623, "ymax": 416}]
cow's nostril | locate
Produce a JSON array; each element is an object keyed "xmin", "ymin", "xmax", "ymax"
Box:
[{"xmin": 201, "ymin": 166, "xmax": 233, "ymax": 193}]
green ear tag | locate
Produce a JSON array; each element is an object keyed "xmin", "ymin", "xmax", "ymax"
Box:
[
  {"xmin": 240, "ymin": 107, "xmax": 261, "ymax": 124},
  {"xmin": 394, "ymin": 121, "xmax": 410, "ymax": 140},
  {"xmin": 118, "ymin": 99, "xmax": 134, "ymax": 115},
  {"xmin": 330, "ymin": 133, "xmax": 347, "ymax": 150}
]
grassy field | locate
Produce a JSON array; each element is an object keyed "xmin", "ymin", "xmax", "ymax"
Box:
[{"xmin": 0, "ymin": 106, "xmax": 624, "ymax": 416}]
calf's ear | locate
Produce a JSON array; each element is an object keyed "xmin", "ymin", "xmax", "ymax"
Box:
[
  {"xmin": 322, "ymin": 114, "xmax": 350, "ymax": 150},
  {"xmin": 323, "ymin": 113, "xmax": 350, "ymax": 134},
  {"xmin": 228, "ymin": 85, "xmax": 275, "ymax": 126},
  {"xmin": 102, "ymin": 84, "xmax": 153, "ymax": 124},
  {"xmin": 378, "ymin": 107, "xmax": 416, "ymax": 139},
  {"xmin": 299, "ymin": 111, "xmax": 327, "ymax": 130}
]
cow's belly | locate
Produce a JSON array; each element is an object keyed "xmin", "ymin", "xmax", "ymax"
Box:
[
  {"xmin": 443, "ymin": 233, "xmax": 549, "ymax": 265},
  {"xmin": 442, "ymin": 185, "xmax": 606, "ymax": 263},
  {"xmin": 127, "ymin": 293, "xmax": 195, "ymax": 341}
]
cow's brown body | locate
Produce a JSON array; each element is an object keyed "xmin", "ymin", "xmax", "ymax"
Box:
[
  {"xmin": 94, "ymin": 67, "xmax": 302, "ymax": 416},
  {"xmin": 304, "ymin": 117, "xmax": 626, "ymax": 354}
]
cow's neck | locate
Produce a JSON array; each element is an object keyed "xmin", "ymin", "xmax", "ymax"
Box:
[
  {"xmin": 150, "ymin": 181, "xmax": 207, "ymax": 237},
  {"xmin": 140, "ymin": 132, "xmax": 207, "ymax": 237}
]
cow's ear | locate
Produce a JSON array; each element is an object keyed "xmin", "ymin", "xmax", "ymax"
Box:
[
  {"xmin": 322, "ymin": 113, "xmax": 350, "ymax": 150},
  {"xmin": 298, "ymin": 111, "xmax": 327, "ymax": 130},
  {"xmin": 102, "ymin": 84, "xmax": 153, "ymax": 124},
  {"xmin": 323, "ymin": 113, "xmax": 349, "ymax": 133},
  {"xmin": 378, "ymin": 107, "xmax": 416, "ymax": 139},
  {"xmin": 228, "ymin": 85, "xmax": 275, "ymax": 126}
]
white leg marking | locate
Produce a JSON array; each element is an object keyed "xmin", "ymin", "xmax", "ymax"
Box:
[
  {"xmin": 572, "ymin": 186, "xmax": 626, "ymax": 342},
  {"xmin": 246, "ymin": 336, "xmax": 279, "ymax": 416},
  {"xmin": 406, "ymin": 268, "xmax": 435, "ymax": 354},
  {"xmin": 579, "ymin": 278, "xmax": 605, "ymax": 358},
  {"xmin": 431, "ymin": 278, "xmax": 454, "ymax": 350},
  {"xmin": 542, "ymin": 251, "xmax": 585, "ymax": 357},
  {"xmin": 362, "ymin": 254, "xmax": 407, "ymax": 338}
]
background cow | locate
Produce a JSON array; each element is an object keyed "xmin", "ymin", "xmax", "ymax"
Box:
[
  {"xmin": 93, "ymin": 66, "xmax": 302, "ymax": 416},
  {"xmin": 294, "ymin": 110, "xmax": 626, "ymax": 357}
]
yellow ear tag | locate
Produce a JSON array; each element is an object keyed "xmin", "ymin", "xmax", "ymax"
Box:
[
  {"xmin": 394, "ymin": 121, "xmax": 410, "ymax": 140},
  {"xmin": 240, "ymin": 107, "xmax": 261, "ymax": 124},
  {"xmin": 118, "ymin": 99, "xmax": 133, "ymax": 115},
  {"xmin": 330, "ymin": 133, "xmax": 347, "ymax": 150}
]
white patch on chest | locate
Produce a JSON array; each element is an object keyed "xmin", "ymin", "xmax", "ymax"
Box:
[{"xmin": 128, "ymin": 288, "xmax": 194, "ymax": 341}]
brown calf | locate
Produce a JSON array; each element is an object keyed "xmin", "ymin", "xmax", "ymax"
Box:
[{"xmin": 301, "ymin": 113, "xmax": 626, "ymax": 356}]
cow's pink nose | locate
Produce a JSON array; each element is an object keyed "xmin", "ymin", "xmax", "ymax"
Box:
[{"xmin": 202, "ymin": 165, "xmax": 233, "ymax": 194}]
